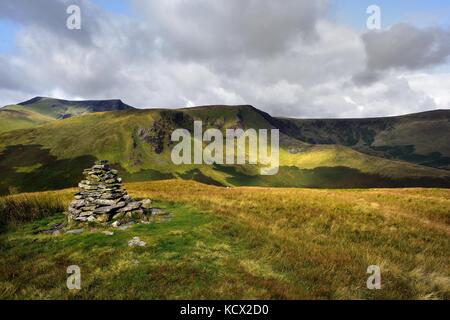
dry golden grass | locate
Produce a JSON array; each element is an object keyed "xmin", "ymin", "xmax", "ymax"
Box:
[
  {"xmin": 0, "ymin": 180, "xmax": 449, "ymax": 299},
  {"xmin": 0, "ymin": 191, "xmax": 72, "ymax": 227},
  {"xmin": 127, "ymin": 180, "xmax": 450, "ymax": 299}
]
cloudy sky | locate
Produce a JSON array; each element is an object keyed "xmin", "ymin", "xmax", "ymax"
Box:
[{"xmin": 1, "ymin": 0, "xmax": 450, "ymax": 118}]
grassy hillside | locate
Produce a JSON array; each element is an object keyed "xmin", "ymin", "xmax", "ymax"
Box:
[
  {"xmin": 9, "ymin": 96, "xmax": 134, "ymax": 119},
  {"xmin": 2, "ymin": 97, "xmax": 448, "ymax": 173},
  {"xmin": 0, "ymin": 106, "xmax": 449, "ymax": 195},
  {"xmin": 0, "ymin": 107, "xmax": 55, "ymax": 133},
  {"xmin": 280, "ymin": 145, "xmax": 448, "ymax": 179},
  {"xmin": 0, "ymin": 97, "xmax": 134, "ymax": 133},
  {"xmin": 1, "ymin": 180, "xmax": 449, "ymax": 299},
  {"xmin": 278, "ymin": 109, "xmax": 450, "ymax": 170}
]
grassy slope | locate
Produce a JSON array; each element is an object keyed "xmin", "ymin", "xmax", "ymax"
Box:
[
  {"xmin": 0, "ymin": 107, "xmax": 55, "ymax": 133},
  {"xmin": 373, "ymin": 117, "xmax": 450, "ymax": 155},
  {"xmin": 0, "ymin": 107, "xmax": 448, "ymax": 194},
  {"xmin": 0, "ymin": 107, "xmax": 444, "ymax": 178},
  {"xmin": 0, "ymin": 180, "xmax": 449, "ymax": 299},
  {"xmin": 0, "ymin": 97, "xmax": 134, "ymax": 134},
  {"xmin": 278, "ymin": 110, "xmax": 450, "ymax": 169},
  {"xmin": 25, "ymin": 98, "xmax": 87, "ymax": 118},
  {"xmin": 6, "ymin": 97, "xmax": 133, "ymax": 119},
  {"xmin": 280, "ymin": 145, "xmax": 448, "ymax": 178}
]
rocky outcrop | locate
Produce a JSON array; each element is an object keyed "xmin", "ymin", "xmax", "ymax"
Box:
[
  {"xmin": 66, "ymin": 160, "xmax": 152, "ymax": 226},
  {"xmin": 137, "ymin": 111, "xmax": 193, "ymax": 154}
]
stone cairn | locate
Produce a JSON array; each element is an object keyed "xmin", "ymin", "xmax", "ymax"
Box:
[{"xmin": 66, "ymin": 160, "xmax": 152, "ymax": 226}]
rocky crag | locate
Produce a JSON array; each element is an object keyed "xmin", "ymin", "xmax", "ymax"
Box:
[{"xmin": 66, "ymin": 160, "xmax": 152, "ymax": 226}]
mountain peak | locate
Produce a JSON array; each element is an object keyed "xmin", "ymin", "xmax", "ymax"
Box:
[
  {"xmin": 2, "ymin": 96, "xmax": 134, "ymax": 122},
  {"xmin": 18, "ymin": 96, "xmax": 48, "ymax": 105},
  {"xmin": 19, "ymin": 96, "xmax": 131, "ymax": 107}
]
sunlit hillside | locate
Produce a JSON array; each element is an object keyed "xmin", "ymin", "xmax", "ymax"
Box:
[
  {"xmin": 1, "ymin": 180, "xmax": 449, "ymax": 299},
  {"xmin": 1, "ymin": 104, "xmax": 449, "ymax": 195}
]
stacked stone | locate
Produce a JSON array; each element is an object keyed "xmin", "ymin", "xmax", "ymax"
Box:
[{"xmin": 66, "ymin": 160, "xmax": 152, "ymax": 225}]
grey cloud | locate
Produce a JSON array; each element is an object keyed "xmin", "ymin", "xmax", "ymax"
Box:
[
  {"xmin": 0, "ymin": 0, "xmax": 102, "ymax": 45},
  {"xmin": 355, "ymin": 23, "xmax": 450, "ymax": 85},
  {"xmin": 132, "ymin": 0, "xmax": 328, "ymax": 60},
  {"xmin": 0, "ymin": 0, "xmax": 448, "ymax": 119},
  {"xmin": 363, "ymin": 24, "xmax": 450, "ymax": 71},
  {"xmin": 352, "ymin": 69, "xmax": 382, "ymax": 86}
]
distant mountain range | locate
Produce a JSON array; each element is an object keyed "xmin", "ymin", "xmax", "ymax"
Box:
[
  {"xmin": 0, "ymin": 96, "xmax": 133, "ymax": 132},
  {"xmin": 278, "ymin": 109, "xmax": 450, "ymax": 171},
  {"xmin": 0, "ymin": 97, "xmax": 449, "ymax": 194}
]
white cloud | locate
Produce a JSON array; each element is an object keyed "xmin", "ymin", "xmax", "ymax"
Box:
[
  {"xmin": 402, "ymin": 73, "xmax": 450, "ymax": 108},
  {"xmin": 355, "ymin": 23, "xmax": 450, "ymax": 85},
  {"xmin": 0, "ymin": 0, "xmax": 449, "ymax": 119}
]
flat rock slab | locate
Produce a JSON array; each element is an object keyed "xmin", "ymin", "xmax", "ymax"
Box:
[
  {"xmin": 150, "ymin": 208, "xmax": 172, "ymax": 222},
  {"xmin": 38, "ymin": 223, "xmax": 64, "ymax": 235},
  {"xmin": 117, "ymin": 222, "xmax": 136, "ymax": 230},
  {"xmin": 128, "ymin": 237, "xmax": 146, "ymax": 247},
  {"xmin": 65, "ymin": 228, "xmax": 85, "ymax": 234},
  {"xmin": 151, "ymin": 208, "xmax": 169, "ymax": 216}
]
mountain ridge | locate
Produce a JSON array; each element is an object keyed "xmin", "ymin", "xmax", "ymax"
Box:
[
  {"xmin": 275, "ymin": 108, "xmax": 450, "ymax": 121},
  {"xmin": 0, "ymin": 96, "xmax": 134, "ymax": 133},
  {"xmin": 0, "ymin": 99, "xmax": 449, "ymax": 194},
  {"xmin": 0, "ymin": 97, "xmax": 449, "ymax": 194},
  {"xmin": 276, "ymin": 109, "xmax": 450, "ymax": 170},
  {"xmin": 18, "ymin": 96, "xmax": 133, "ymax": 109},
  {"xmin": 8, "ymin": 96, "xmax": 448, "ymax": 120}
]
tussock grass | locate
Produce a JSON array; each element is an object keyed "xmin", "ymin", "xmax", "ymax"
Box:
[
  {"xmin": 0, "ymin": 191, "xmax": 72, "ymax": 227},
  {"xmin": 0, "ymin": 181, "xmax": 449, "ymax": 299},
  {"xmin": 128, "ymin": 181, "xmax": 450, "ymax": 299}
]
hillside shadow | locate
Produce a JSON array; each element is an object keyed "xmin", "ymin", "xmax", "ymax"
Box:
[
  {"xmin": 0, "ymin": 144, "xmax": 96, "ymax": 195},
  {"xmin": 213, "ymin": 164, "xmax": 450, "ymax": 189},
  {"xmin": 0, "ymin": 145, "xmax": 175, "ymax": 195}
]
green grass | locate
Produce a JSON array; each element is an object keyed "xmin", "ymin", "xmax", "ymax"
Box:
[
  {"xmin": 0, "ymin": 108, "xmax": 54, "ymax": 133},
  {"xmin": 0, "ymin": 181, "xmax": 449, "ymax": 299},
  {"xmin": 4, "ymin": 98, "xmax": 125, "ymax": 119},
  {"xmin": 0, "ymin": 106, "xmax": 448, "ymax": 195},
  {"xmin": 0, "ymin": 201, "xmax": 267, "ymax": 299},
  {"xmin": 280, "ymin": 145, "xmax": 450, "ymax": 179},
  {"xmin": 278, "ymin": 110, "xmax": 450, "ymax": 170}
]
